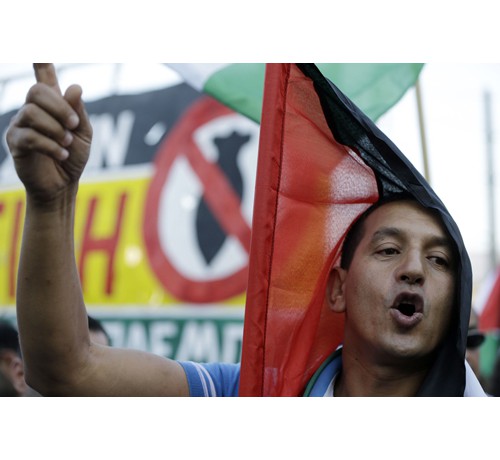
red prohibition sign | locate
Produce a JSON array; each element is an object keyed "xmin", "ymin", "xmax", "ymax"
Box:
[{"xmin": 143, "ymin": 96, "xmax": 252, "ymax": 303}]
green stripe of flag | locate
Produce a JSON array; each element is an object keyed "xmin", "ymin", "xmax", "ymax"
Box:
[
  {"xmin": 204, "ymin": 64, "xmax": 266, "ymax": 123},
  {"xmin": 169, "ymin": 63, "xmax": 424, "ymax": 123}
]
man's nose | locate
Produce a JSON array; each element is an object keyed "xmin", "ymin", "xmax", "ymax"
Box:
[{"xmin": 397, "ymin": 251, "xmax": 425, "ymax": 285}]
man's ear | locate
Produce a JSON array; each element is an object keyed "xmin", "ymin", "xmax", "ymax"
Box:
[{"xmin": 326, "ymin": 266, "xmax": 347, "ymax": 313}]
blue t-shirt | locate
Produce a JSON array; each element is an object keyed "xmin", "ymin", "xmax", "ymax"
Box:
[
  {"xmin": 179, "ymin": 361, "xmax": 241, "ymax": 396},
  {"xmin": 180, "ymin": 351, "xmax": 343, "ymax": 397},
  {"xmin": 179, "ymin": 354, "xmax": 342, "ymax": 397},
  {"xmin": 180, "ymin": 350, "xmax": 487, "ymax": 396}
]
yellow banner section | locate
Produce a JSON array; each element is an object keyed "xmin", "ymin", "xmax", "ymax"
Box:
[
  {"xmin": 75, "ymin": 176, "xmax": 171, "ymax": 305},
  {"xmin": 0, "ymin": 177, "xmax": 246, "ymax": 307},
  {"xmin": 0, "ymin": 189, "xmax": 24, "ymax": 306}
]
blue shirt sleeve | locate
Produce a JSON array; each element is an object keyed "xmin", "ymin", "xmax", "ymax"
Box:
[{"xmin": 179, "ymin": 361, "xmax": 240, "ymax": 397}]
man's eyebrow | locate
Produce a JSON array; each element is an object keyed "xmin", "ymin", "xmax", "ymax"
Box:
[
  {"xmin": 370, "ymin": 227, "xmax": 452, "ymax": 249},
  {"xmin": 425, "ymin": 235, "xmax": 454, "ymax": 251},
  {"xmin": 370, "ymin": 227, "xmax": 402, "ymax": 243}
]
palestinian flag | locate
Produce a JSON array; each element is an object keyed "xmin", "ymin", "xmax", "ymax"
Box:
[
  {"xmin": 238, "ymin": 64, "xmax": 472, "ymax": 397},
  {"xmin": 169, "ymin": 63, "xmax": 424, "ymax": 123},
  {"xmin": 477, "ymin": 268, "xmax": 500, "ymax": 379},
  {"xmin": 478, "ymin": 268, "xmax": 500, "ymax": 332}
]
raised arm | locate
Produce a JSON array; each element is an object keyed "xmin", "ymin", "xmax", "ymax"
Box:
[{"xmin": 7, "ymin": 64, "xmax": 189, "ymax": 396}]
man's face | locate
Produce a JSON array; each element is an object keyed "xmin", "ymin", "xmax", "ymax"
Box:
[
  {"xmin": 334, "ymin": 200, "xmax": 456, "ymax": 368},
  {"xmin": 0, "ymin": 350, "xmax": 28, "ymax": 396}
]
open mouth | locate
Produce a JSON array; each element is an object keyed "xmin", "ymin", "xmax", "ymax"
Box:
[
  {"xmin": 397, "ymin": 302, "xmax": 416, "ymax": 317},
  {"xmin": 392, "ymin": 293, "xmax": 423, "ymax": 317}
]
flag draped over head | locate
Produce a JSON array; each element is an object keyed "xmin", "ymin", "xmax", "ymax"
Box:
[
  {"xmin": 239, "ymin": 64, "xmax": 472, "ymax": 397},
  {"xmin": 168, "ymin": 63, "xmax": 424, "ymax": 123}
]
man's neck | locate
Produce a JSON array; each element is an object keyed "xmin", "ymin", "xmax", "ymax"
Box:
[{"xmin": 335, "ymin": 348, "xmax": 430, "ymax": 397}]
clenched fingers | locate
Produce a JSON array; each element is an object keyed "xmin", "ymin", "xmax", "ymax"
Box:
[
  {"xmin": 7, "ymin": 123, "xmax": 70, "ymax": 162},
  {"xmin": 26, "ymin": 82, "xmax": 80, "ymax": 131},
  {"xmin": 16, "ymin": 102, "xmax": 73, "ymax": 146},
  {"xmin": 8, "ymin": 82, "xmax": 81, "ymax": 162}
]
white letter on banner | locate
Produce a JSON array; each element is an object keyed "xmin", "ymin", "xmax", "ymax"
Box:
[
  {"xmin": 125, "ymin": 321, "xmax": 149, "ymax": 351},
  {"xmin": 150, "ymin": 321, "xmax": 178, "ymax": 358},
  {"xmin": 88, "ymin": 110, "xmax": 135, "ymax": 169},
  {"xmin": 221, "ymin": 323, "xmax": 243, "ymax": 363},
  {"xmin": 175, "ymin": 321, "xmax": 219, "ymax": 362},
  {"xmin": 101, "ymin": 321, "xmax": 126, "ymax": 348}
]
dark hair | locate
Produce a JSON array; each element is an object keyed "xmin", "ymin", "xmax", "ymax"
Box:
[
  {"xmin": 88, "ymin": 315, "xmax": 112, "ymax": 346},
  {"xmin": 340, "ymin": 203, "xmax": 379, "ymax": 269},
  {"xmin": 0, "ymin": 320, "xmax": 21, "ymax": 354}
]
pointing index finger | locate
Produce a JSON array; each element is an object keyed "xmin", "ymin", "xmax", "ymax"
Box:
[{"xmin": 33, "ymin": 63, "xmax": 62, "ymax": 95}]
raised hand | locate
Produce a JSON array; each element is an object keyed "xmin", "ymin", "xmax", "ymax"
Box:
[{"xmin": 6, "ymin": 63, "xmax": 93, "ymax": 204}]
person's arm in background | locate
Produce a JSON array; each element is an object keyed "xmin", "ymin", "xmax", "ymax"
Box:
[{"xmin": 7, "ymin": 64, "xmax": 189, "ymax": 396}]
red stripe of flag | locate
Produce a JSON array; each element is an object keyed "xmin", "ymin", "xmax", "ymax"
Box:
[
  {"xmin": 239, "ymin": 64, "xmax": 378, "ymax": 396},
  {"xmin": 479, "ymin": 268, "xmax": 500, "ymax": 332}
]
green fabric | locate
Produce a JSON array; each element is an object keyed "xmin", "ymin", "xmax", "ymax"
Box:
[
  {"xmin": 204, "ymin": 63, "xmax": 424, "ymax": 123},
  {"xmin": 317, "ymin": 63, "xmax": 424, "ymax": 121},
  {"xmin": 480, "ymin": 333, "xmax": 500, "ymax": 378},
  {"xmin": 204, "ymin": 64, "xmax": 266, "ymax": 123}
]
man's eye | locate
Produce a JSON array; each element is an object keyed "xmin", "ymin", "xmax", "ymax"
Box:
[
  {"xmin": 378, "ymin": 248, "xmax": 399, "ymax": 256},
  {"xmin": 429, "ymin": 256, "xmax": 449, "ymax": 267}
]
